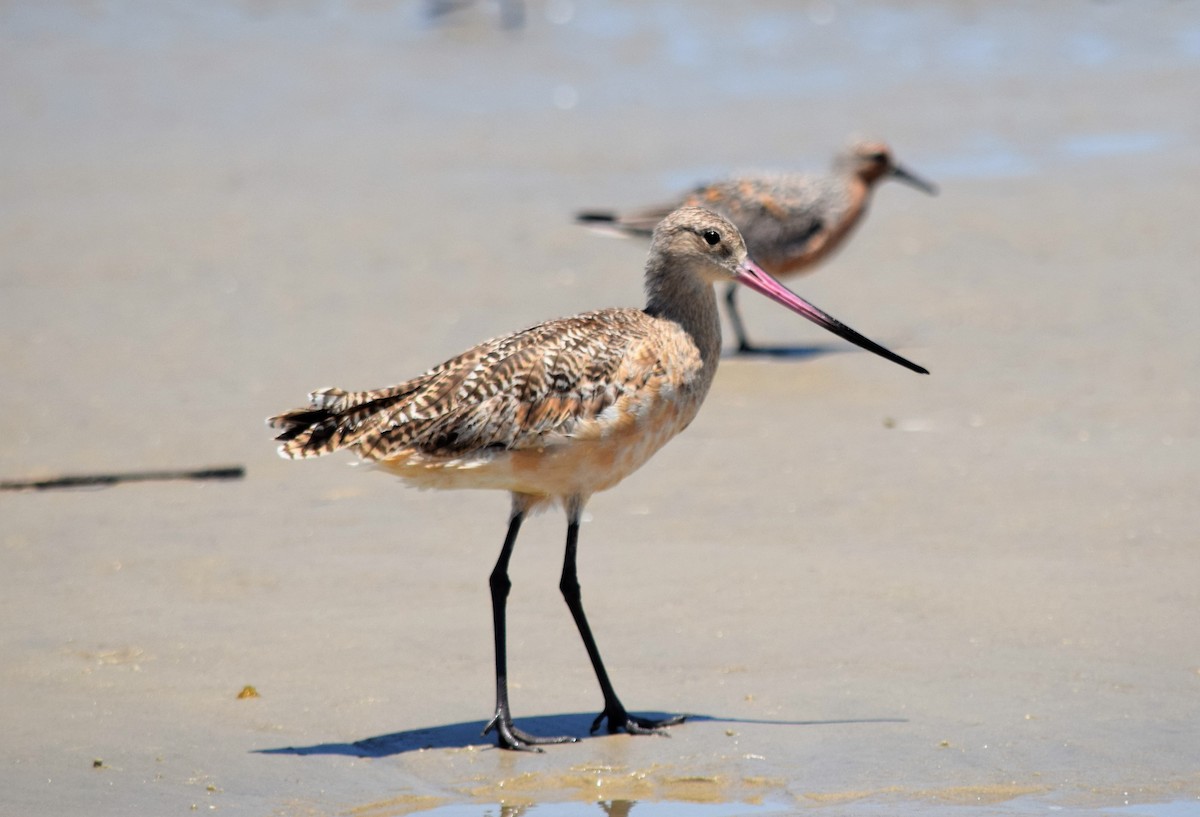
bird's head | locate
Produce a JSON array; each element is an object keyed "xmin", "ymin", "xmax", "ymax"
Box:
[
  {"xmin": 649, "ymin": 207, "xmax": 928, "ymax": 375},
  {"xmin": 844, "ymin": 140, "xmax": 938, "ymax": 195}
]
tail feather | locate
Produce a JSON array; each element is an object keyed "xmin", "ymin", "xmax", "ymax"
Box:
[
  {"xmin": 575, "ymin": 210, "xmax": 619, "ymax": 225},
  {"xmin": 574, "ymin": 209, "xmax": 659, "ymax": 239},
  {"xmin": 268, "ymin": 385, "xmax": 418, "ymax": 459}
]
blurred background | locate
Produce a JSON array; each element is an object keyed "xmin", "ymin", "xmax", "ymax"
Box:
[{"xmin": 4, "ymin": 0, "xmax": 1196, "ymax": 477}]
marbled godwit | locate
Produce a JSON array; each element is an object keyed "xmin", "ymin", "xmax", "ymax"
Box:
[
  {"xmin": 269, "ymin": 207, "xmax": 926, "ymax": 751},
  {"xmin": 577, "ymin": 140, "xmax": 937, "ymax": 353}
]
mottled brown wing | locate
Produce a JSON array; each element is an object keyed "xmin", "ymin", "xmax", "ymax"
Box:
[{"xmin": 270, "ymin": 308, "xmax": 662, "ymax": 461}]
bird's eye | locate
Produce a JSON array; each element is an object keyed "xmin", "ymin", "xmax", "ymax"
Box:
[{"xmin": 701, "ymin": 229, "xmax": 721, "ymax": 246}]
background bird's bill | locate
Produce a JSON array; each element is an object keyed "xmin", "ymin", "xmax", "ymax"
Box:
[
  {"xmin": 893, "ymin": 165, "xmax": 938, "ymax": 195},
  {"xmin": 733, "ymin": 259, "xmax": 929, "ymax": 375}
]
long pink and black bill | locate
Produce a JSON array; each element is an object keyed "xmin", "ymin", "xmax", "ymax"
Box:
[{"xmin": 735, "ymin": 260, "xmax": 929, "ymax": 375}]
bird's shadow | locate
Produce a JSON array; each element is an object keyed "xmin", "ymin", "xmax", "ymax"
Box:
[{"xmin": 254, "ymin": 712, "xmax": 907, "ymax": 757}]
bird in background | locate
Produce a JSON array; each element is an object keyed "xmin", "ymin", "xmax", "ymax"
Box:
[
  {"xmin": 269, "ymin": 207, "xmax": 927, "ymax": 751},
  {"xmin": 577, "ymin": 140, "xmax": 938, "ymax": 354}
]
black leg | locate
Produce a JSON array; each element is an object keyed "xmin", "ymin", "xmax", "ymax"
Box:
[
  {"xmin": 724, "ymin": 283, "xmax": 757, "ymax": 353},
  {"xmin": 482, "ymin": 508, "xmax": 577, "ymax": 751},
  {"xmin": 559, "ymin": 504, "xmax": 685, "ymax": 737}
]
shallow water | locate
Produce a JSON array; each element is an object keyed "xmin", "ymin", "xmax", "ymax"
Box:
[
  {"xmin": 394, "ymin": 801, "xmax": 788, "ymax": 817},
  {"xmin": 350, "ymin": 795, "xmax": 1200, "ymax": 817}
]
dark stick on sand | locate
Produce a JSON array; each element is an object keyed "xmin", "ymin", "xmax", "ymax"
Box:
[{"xmin": 0, "ymin": 465, "xmax": 245, "ymax": 492}]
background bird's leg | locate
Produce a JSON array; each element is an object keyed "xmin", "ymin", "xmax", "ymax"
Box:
[
  {"xmin": 559, "ymin": 496, "xmax": 686, "ymax": 737},
  {"xmin": 724, "ymin": 283, "xmax": 755, "ymax": 353},
  {"xmin": 483, "ymin": 497, "xmax": 577, "ymax": 751}
]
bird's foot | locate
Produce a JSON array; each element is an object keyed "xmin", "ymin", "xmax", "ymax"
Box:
[
  {"xmin": 735, "ymin": 341, "xmax": 761, "ymax": 355},
  {"xmin": 483, "ymin": 711, "xmax": 578, "ymax": 752},
  {"xmin": 590, "ymin": 702, "xmax": 686, "ymax": 737}
]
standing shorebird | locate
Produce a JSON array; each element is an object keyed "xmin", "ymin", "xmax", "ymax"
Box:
[
  {"xmin": 269, "ymin": 207, "xmax": 927, "ymax": 751},
  {"xmin": 577, "ymin": 140, "xmax": 937, "ymax": 353}
]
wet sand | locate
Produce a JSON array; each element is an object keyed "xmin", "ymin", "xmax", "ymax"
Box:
[{"xmin": 2, "ymin": 2, "xmax": 1198, "ymax": 815}]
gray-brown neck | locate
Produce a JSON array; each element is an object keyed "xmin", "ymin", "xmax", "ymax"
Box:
[{"xmin": 643, "ymin": 254, "xmax": 724, "ymax": 376}]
